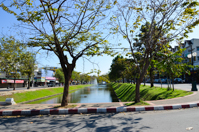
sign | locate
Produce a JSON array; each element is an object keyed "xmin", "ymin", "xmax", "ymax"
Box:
[
  {"xmin": 1, "ymin": 80, "xmax": 7, "ymax": 84},
  {"xmin": 1, "ymin": 80, "xmax": 24, "ymax": 83},
  {"xmin": 37, "ymin": 78, "xmax": 45, "ymax": 82},
  {"xmin": 15, "ymin": 80, "xmax": 24, "ymax": 83},
  {"xmin": 46, "ymin": 77, "xmax": 56, "ymax": 80},
  {"xmin": 7, "ymin": 80, "xmax": 14, "ymax": 83}
]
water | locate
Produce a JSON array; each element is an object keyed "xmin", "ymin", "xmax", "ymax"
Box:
[
  {"xmin": 93, "ymin": 78, "xmax": 98, "ymax": 86},
  {"xmin": 28, "ymin": 84, "xmax": 119, "ymax": 104}
]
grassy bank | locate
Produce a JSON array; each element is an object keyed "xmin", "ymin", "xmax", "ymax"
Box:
[
  {"xmin": 0, "ymin": 84, "xmax": 92, "ymax": 103},
  {"xmin": 112, "ymin": 83, "xmax": 193, "ymax": 102}
]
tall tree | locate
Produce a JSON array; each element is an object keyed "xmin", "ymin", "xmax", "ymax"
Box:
[
  {"xmin": 1, "ymin": 0, "xmax": 116, "ymax": 106},
  {"xmin": 156, "ymin": 48, "xmax": 190, "ymax": 91},
  {"xmin": 109, "ymin": 55, "xmax": 126, "ymax": 82},
  {"xmin": 20, "ymin": 52, "xmax": 36, "ymax": 89},
  {"xmin": 110, "ymin": 0, "xmax": 199, "ymax": 103},
  {"xmin": 0, "ymin": 37, "xmax": 25, "ymax": 90}
]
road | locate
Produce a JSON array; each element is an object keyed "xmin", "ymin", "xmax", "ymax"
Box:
[
  {"xmin": 0, "ymin": 85, "xmax": 62, "ymax": 92},
  {"xmin": 142, "ymin": 83, "xmax": 199, "ymax": 91},
  {"xmin": 0, "ymin": 108, "xmax": 199, "ymax": 132},
  {"xmin": 0, "ymin": 83, "xmax": 197, "ymax": 92}
]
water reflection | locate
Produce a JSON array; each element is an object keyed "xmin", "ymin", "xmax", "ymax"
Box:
[{"xmin": 28, "ymin": 84, "xmax": 118, "ymax": 104}]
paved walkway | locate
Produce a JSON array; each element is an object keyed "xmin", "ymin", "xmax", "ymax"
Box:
[{"xmin": 147, "ymin": 91, "xmax": 199, "ymax": 105}]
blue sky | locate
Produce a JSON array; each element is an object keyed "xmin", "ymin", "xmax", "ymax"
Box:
[{"xmin": 1, "ymin": 5, "xmax": 199, "ymax": 75}]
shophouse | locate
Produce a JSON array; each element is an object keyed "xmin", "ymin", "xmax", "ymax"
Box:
[
  {"xmin": 33, "ymin": 67, "xmax": 58, "ymax": 86},
  {"xmin": 0, "ymin": 71, "xmax": 28, "ymax": 88}
]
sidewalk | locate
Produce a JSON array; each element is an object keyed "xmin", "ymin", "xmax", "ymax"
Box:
[{"xmin": 0, "ymin": 87, "xmax": 199, "ymax": 116}]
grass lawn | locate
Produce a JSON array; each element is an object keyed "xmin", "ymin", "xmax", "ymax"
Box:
[
  {"xmin": 0, "ymin": 84, "xmax": 92, "ymax": 103},
  {"xmin": 112, "ymin": 83, "xmax": 193, "ymax": 103}
]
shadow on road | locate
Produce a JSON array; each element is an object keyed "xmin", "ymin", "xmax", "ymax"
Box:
[{"xmin": 0, "ymin": 112, "xmax": 151, "ymax": 131}]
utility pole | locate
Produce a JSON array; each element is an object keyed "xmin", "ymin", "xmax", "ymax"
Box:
[{"xmin": 190, "ymin": 44, "xmax": 197, "ymax": 91}]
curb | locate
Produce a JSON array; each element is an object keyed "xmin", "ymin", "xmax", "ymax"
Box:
[{"xmin": 1, "ymin": 103, "xmax": 199, "ymax": 116}]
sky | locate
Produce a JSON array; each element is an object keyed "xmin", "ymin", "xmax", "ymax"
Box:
[
  {"xmin": 1, "ymin": 2, "xmax": 199, "ymax": 76},
  {"xmin": 0, "ymin": 6, "xmax": 117, "ymax": 75}
]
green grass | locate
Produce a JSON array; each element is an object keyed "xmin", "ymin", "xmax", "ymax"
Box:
[
  {"xmin": 27, "ymin": 89, "xmax": 78, "ymax": 104},
  {"xmin": 0, "ymin": 84, "xmax": 92, "ymax": 103},
  {"xmin": 112, "ymin": 83, "xmax": 193, "ymax": 102}
]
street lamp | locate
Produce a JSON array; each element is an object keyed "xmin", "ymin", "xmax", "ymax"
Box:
[{"xmin": 187, "ymin": 45, "xmax": 197, "ymax": 91}]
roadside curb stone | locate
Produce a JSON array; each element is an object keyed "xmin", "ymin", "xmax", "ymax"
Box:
[{"xmin": 1, "ymin": 102, "xmax": 199, "ymax": 116}]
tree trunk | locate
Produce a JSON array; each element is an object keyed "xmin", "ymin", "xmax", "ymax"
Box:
[
  {"xmin": 169, "ymin": 77, "xmax": 171, "ymax": 89},
  {"xmin": 150, "ymin": 64, "xmax": 154, "ymax": 88},
  {"xmin": 135, "ymin": 80, "xmax": 140, "ymax": 103},
  {"xmin": 166, "ymin": 75, "xmax": 170, "ymax": 90},
  {"xmin": 135, "ymin": 58, "xmax": 151, "ymax": 103},
  {"xmin": 27, "ymin": 74, "xmax": 30, "ymax": 89},
  {"xmin": 144, "ymin": 76, "xmax": 146, "ymax": 86},
  {"xmin": 61, "ymin": 73, "xmax": 71, "ymax": 106},
  {"xmin": 60, "ymin": 62, "xmax": 74, "ymax": 107},
  {"xmin": 159, "ymin": 76, "xmax": 162, "ymax": 88},
  {"xmin": 13, "ymin": 77, "xmax": 16, "ymax": 91},
  {"xmin": 172, "ymin": 77, "xmax": 174, "ymax": 91}
]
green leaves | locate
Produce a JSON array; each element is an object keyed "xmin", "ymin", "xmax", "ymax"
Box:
[
  {"xmin": 0, "ymin": 37, "xmax": 29, "ymax": 79},
  {"xmin": 55, "ymin": 68, "xmax": 65, "ymax": 83},
  {"xmin": 156, "ymin": 47, "xmax": 188, "ymax": 79}
]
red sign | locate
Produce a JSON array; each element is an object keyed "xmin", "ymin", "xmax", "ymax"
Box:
[
  {"xmin": 15, "ymin": 80, "xmax": 24, "ymax": 83},
  {"xmin": 1, "ymin": 80, "xmax": 24, "ymax": 83},
  {"xmin": 1, "ymin": 80, "xmax": 7, "ymax": 84}
]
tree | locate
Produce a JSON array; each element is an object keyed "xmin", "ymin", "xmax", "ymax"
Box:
[
  {"xmin": 1, "ymin": 0, "xmax": 116, "ymax": 106},
  {"xmin": 109, "ymin": 55, "xmax": 126, "ymax": 82},
  {"xmin": 54, "ymin": 68, "xmax": 65, "ymax": 85},
  {"xmin": 122, "ymin": 58, "xmax": 139, "ymax": 84},
  {"xmin": 20, "ymin": 52, "xmax": 36, "ymax": 89},
  {"xmin": 110, "ymin": 0, "xmax": 199, "ymax": 103},
  {"xmin": 71, "ymin": 71, "xmax": 81, "ymax": 83},
  {"xmin": 97, "ymin": 74, "xmax": 110, "ymax": 84},
  {"xmin": 156, "ymin": 48, "xmax": 190, "ymax": 91},
  {"xmin": 0, "ymin": 37, "xmax": 25, "ymax": 90},
  {"xmin": 79, "ymin": 73, "xmax": 91, "ymax": 84}
]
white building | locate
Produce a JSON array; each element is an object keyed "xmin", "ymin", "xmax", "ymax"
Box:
[
  {"xmin": 172, "ymin": 38, "xmax": 199, "ymax": 83},
  {"xmin": 173, "ymin": 38, "xmax": 199, "ymax": 66}
]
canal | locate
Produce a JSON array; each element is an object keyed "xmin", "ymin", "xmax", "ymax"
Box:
[{"xmin": 28, "ymin": 84, "xmax": 119, "ymax": 104}]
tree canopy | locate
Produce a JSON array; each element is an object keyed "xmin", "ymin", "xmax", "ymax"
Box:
[
  {"xmin": 110, "ymin": 0, "xmax": 199, "ymax": 103},
  {"xmin": 0, "ymin": 0, "xmax": 117, "ymax": 106}
]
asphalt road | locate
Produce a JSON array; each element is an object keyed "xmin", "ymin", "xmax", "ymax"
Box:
[
  {"xmin": 142, "ymin": 83, "xmax": 199, "ymax": 91},
  {"xmin": 0, "ymin": 83, "xmax": 197, "ymax": 92},
  {"xmin": 0, "ymin": 85, "xmax": 61, "ymax": 92},
  {"xmin": 0, "ymin": 108, "xmax": 199, "ymax": 132}
]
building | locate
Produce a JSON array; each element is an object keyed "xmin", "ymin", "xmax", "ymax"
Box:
[
  {"xmin": 33, "ymin": 67, "xmax": 58, "ymax": 86},
  {"xmin": 172, "ymin": 38, "xmax": 199, "ymax": 82},
  {"xmin": 0, "ymin": 71, "xmax": 28, "ymax": 88}
]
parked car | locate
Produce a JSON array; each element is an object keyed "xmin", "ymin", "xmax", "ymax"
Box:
[
  {"xmin": 47, "ymin": 83, "xmax": 55, "ymax": 87},
  {"xmin": 154, "ymin": 79, "xmax": 159, "ymax": 83},
  {"xmin": 160, "ymin": 78, "xmax": 167, "ymax": 83},
  {"xmin": 174, "ymin": 78, "xmax": 184, "ymax": 83},
  {"xmin": 146, "ymin": 79, "xmax": 150, "ymax": 83}
]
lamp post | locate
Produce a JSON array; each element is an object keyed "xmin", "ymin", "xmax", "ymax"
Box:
[{"xmin": 187, "ymin": 44, "xmax": 197, "ymax": 91}]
